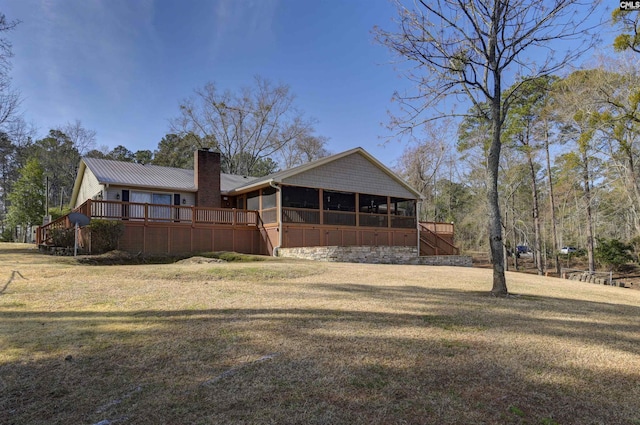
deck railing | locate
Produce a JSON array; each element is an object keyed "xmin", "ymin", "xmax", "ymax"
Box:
[
  {"xmin": 419, "ymin": 222, "xmax": 459, "ymax": 255},
  {"xmin": 37, "ymin": 200, "xmax": 259, "ymax": 246},
  {"xmin": 37, "ymin": 215, "xmax": 71, "ymax": 245},
  {"xmin": 419, "ymin": 221, "xmax": 454, "ymax": 234}
]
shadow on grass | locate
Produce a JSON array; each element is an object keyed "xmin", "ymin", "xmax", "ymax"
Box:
[
  {"xmin": 1, "ymin": 286, "xmax": 640, "ymax": 425},
  {"xmin": 0, "ymin": 247, "xmax": 38, "ymax": 256}
]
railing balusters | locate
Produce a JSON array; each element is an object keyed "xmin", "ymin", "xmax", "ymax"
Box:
[{"xmin": 37, "ymin": 200, "xmax": 262, "ymax": 246}]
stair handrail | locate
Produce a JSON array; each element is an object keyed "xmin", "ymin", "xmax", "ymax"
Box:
[{"xmin": 419, "ymin": 223, "xmax": 459, "ymax": 255}]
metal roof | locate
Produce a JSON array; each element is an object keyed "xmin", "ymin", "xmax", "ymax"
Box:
[
  {"xmin": 75, "ymin": 147, "xmax": 422, "ymax": 201},
  {"xmin": 82, "ymin": 157, "xmax": 257, "ymax": 192}
]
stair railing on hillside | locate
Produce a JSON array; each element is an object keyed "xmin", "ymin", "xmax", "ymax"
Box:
[{"xmin": 419, "ymin": 222, "xmax": 459, "ymax": 256}]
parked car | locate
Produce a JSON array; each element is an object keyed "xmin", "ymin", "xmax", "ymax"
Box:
[
  {"xmin": 516, "ymin": 245, "xmax": 530, "ymax": 254},
  {"xmin": 560, "ymin": 246, "xmax": 577, "ymax": 254}
]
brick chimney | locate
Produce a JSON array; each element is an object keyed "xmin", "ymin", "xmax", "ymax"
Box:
[{"xmin": 194, "ymin": 149, "xmax": 221, "ymax": 208}]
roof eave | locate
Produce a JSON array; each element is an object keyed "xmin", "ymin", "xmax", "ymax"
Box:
[
  {"xmin": 98, "ymin": 182, "xmax": 197, "ymax": 193},
  {"xmin": 226, "ymin": 178, "xmax": 276, "ymax": 195}
]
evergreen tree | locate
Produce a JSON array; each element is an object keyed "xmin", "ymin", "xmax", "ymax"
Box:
[{"xmin": 7, "ymin": 158, "xmax": 45, "ymax": 241}]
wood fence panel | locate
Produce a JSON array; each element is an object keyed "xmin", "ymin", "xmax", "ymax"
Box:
[
  {"xmin": 326, "ymin": 229, "xmax": 343, "ymax": 246},
  {"xmin": 213, "ymin": 228, "xmax": 235, "ymax": 252},
  {"xmin": 170, "ymin": 227, "xmax": 192, "ymax": 253},
  {"xmin": 192, "ymin": 228, "xmax": 214, "ymax": 252},
  {"xmin": 303, "ymin": 228, "xmax": 321, "ymax": 247},
  {"xmin": 393, "ymin": 230, "xmax": 417, "ymax": 246},
  {"xmin": 360, "ymin": 231, "xmax": 376, "ymax": 246},
  {"xmin": 342, "ymin": 230, "xmax": 358, "ymax": 246},
  {"xmin": 284, "ymin": 227, "xmax": 301, "ymax": 248},
  {"xmin": 120, "ymin": 225, "xmax": 145, "ymax": 253},
  {"xmin": 146, "ymin": 227, "xmax": 169, "ymax": 254},
  {"xmin": 228, "ymin": 227, "xmax": 262, "ymax": 255}
]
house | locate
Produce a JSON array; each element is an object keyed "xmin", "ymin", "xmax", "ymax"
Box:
[{"xmin": 39, "ymin": 147, "xmax": 460, "ymax": 262}]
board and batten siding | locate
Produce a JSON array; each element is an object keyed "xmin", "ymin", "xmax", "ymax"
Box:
[
  {"xmin": 74, "ymin": 168, "xmax": 102, "ymax": 208},
  {"xmin": 282, "ymin": 152, "xmax": 416, "ymax": 199}
]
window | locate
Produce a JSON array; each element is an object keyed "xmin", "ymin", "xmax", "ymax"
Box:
[
  {"xmin": 324, "ymin": 190, "xmax": 355, "ymax": 212},
  {"xmin": 359, "ymin": 193, "xmax": 388, "ymax": 227},
  {"xmin": 390, "ymin": 198, "xmax": 416, "ymax": 228},
  {"xmin": 282, "ymin": 186, "xmax": 319, "ymax": 209},
  {"xmin": 246, "ymin": 191, "xmax": 260, "ymax": 211},
  {"xmin": 359, "ymin": 194, "xmax": 387, "ymax": 214},
  {"xmin": 262, "ymin": 186, "xmax": 277, "ymax": 209},
  {"xmin": 152, "ymin": 193, "xmax": 172, "ymax": 205},
  {"xmin": 323, "ymin": 190, "xmax": 356, "ymax": 226},
  {"xmin": 390, "ymin": 198, "xmax": 416, "ymax": 216},
  {"xmin": 131, "ymin": 191, "xmax": 151, "ymax": 204}
]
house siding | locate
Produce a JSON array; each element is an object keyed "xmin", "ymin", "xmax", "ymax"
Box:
[
  {"xmin": 281, "ymin": 153, "xmax": 416, "ymax": 198},
  {"xmin": 105, "ymin": 186, "xmax": 197, "ymax": 206},
  {"xmin": 75, "ymin": 169, "xmax": 102, "ymax": 208}
]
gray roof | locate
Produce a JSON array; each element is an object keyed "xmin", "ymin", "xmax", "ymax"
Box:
[{"xmin": 82, "ymin": 157, "xmax": 257, "ymax": 192}]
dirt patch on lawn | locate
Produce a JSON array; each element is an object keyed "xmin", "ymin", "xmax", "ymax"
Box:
[{"xmin": 175, "ymin": 256, "xmax": 226, "ymax": 264}]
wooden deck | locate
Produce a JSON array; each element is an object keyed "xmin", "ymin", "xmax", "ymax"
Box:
[
  {"xmin": 37, "ymin": 200, "xmax": 459, "ymax": 256},
  {"xmin": 37, "ymin": 200, "xmax": 265, "ymax": 255}
]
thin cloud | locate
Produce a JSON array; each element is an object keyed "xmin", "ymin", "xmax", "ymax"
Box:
[{"xmin": 211, "ymin": 0, "xmax": 279, "ymax": 59}]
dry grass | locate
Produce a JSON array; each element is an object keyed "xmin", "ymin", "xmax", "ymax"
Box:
[{"xmin": 1, "ymin": 243, "xmax": 639, "ymax": 425}]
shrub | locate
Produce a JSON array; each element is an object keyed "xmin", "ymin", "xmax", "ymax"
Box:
[
  {"xmin": 595, "ymin": 238, "xmax": 635, "ymax": 271},
  {"xmin": 89, "ymin": 220, "xmax": 124, "ymax": 254},
  {"xmin": 0, "ymin": 227, "xmax": 14, "ymax": 242},
  {"xmin": 51, "ymin": 227, "xmax": 75, "ymax": 247}
]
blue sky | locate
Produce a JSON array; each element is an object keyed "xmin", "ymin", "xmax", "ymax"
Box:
[{"xmin": 3, "ymin": 0, "xmax": 617, "ymax": 167}]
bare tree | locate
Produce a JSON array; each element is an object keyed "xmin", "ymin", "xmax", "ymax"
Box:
[
  {"xmin": 0, "ymin": 13, "xmax": 20, "ymax": 130},
  {"xmin": 279, "ymin": 135, "xmax": 331, "ymax": 169},
  {"xmin": 59, "ymin": 120, "xmax": 97, "ymax": 156},
  {"xmin": 375, "ymin": 0, "xmax": 600, "ymax": 296},
  {"xmin": 171, "ymin": 76, "xmax": 321, "ymax": 176},
  {"xmin": 395, "ymin": 120, "xmax": 453, "ymax": 221}
]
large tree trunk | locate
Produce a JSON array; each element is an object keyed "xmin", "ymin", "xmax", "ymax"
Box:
[
  {"xmin": 624, "ymin": 138, "xmax": 640, "ymax": 235},
  {"xmin": 489, "ymin": 97, "xmax": 508, "ymax": 296}
]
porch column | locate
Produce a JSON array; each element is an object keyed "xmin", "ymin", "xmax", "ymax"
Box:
[
  {"xmin": 274, "ymin": 183, "xmax": 283, "ymax": 252},
  {"xmin": 319, "ymin": 189, "xmax": 324, "ymax": 225}
]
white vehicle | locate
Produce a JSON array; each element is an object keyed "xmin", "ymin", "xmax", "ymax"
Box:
[{"xmin": 560, "ymin": 246, "xmax": 577, "ymax": 254}]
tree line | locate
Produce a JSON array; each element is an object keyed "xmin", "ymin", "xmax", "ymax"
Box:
[
  {"xmin": 391, "ymin": 14, "xmax": 640, "ymax": 277},
  {"xmin": 375, "ymin": 0, "xmax": 640, "ymax": 294}
]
